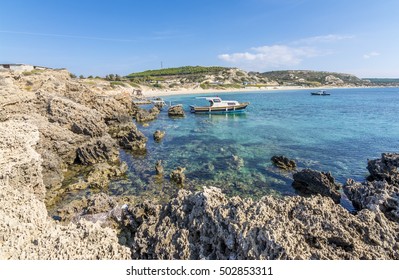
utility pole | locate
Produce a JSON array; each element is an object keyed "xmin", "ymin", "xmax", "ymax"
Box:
[{"xmin": 161, "ymin": 61, "xmax": 163, "ymax": 69}]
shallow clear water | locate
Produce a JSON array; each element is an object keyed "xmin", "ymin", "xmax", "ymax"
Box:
[{"xmin": 110, "ymin": 87, "xmax": 399, "ymax": 202}]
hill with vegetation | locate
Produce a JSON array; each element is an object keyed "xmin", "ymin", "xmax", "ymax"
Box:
[
  {"xmin": 364, "ymin": 78, "xmax": 399, "ymax": 86},
  {"xmin": 122, "ymin": 67, "xmax": 377, "ymax": 91},
  {"xmin": 125, "ymin": 66, "xmax": 274, "ymax": 90},
  {"xmin": 259, "ymin": 70, "xmax": 370, "ymax": 87},
  {"xmin": 127, "ymin": 66, "xmax": 228, "ymax": 77}
]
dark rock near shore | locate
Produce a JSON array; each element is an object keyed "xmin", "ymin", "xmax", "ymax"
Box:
[
  {"xmin": 271, "ymin": 155, "xmax": 297, "ymax": 170},
  {"xmin": 153, "ymin": 130, "xmax": 165, "ymax": 142},
  {"xmin": 168, "ymin": 105, "xmax": 185, "ymax": 117},
  {"xmin": 292, "ymin": 169, "xmax": 341, "ymax": 203}
]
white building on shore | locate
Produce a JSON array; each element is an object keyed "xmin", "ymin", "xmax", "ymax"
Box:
[{"xmin": 0, "ymin": 64, "xmax": 50, "ymax": 72}]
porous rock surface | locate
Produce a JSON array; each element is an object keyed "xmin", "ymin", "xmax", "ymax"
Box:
[
  {"xmin": 122, "ymin": 187, "xmax": 399, "ymax": 260},
  {"xmin": 344, "ymin": 153, "xmax": 399, "ymax": 224},
  {"xmin": 0, "ymin": 120, "xmax": 130, "ymax": 259}
]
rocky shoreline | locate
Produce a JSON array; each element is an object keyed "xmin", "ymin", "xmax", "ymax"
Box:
[{"xmin": 1, "ymin": 69, "xmax": 398, "ymax": 259}]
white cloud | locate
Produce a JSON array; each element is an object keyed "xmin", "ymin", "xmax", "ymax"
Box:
[
  {"xmin": 218, "ymin": 44, "xmax": 320, "ymax": 70},
  {"xmin": 218, "ymin": 34, "xmax": 353, "ymax": 71},
  {"xmin": 363, "ymin": 51, "xmax": 381, "ymax": 59}
]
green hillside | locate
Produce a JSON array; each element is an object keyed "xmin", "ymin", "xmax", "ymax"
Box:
[
  {"xmin": 127, "ymin": 66, "xmax": 230, "ymax": 78},
  {"xmin": 260, "ymin": 70, "xmax": 368, "ymax": 86}
]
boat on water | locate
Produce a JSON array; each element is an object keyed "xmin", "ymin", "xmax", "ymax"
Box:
[
  {"xmin": 190, "ymin": 97, "xmax": 249, "ymax": 113},
  {"xmin": 311, "ymin": 90, "xmax": 330, "ymax": 96}
]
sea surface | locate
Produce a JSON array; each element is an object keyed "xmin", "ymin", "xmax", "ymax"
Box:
[{"xmin": 110, "ymin": 87, "xmax": 399, "ymax": 203}]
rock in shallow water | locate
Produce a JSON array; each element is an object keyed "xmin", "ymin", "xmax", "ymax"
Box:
[
  {"xmin": 155, "ymin": 160, "xmax": 164, "ymax": 175},
  {"xmin": 292, "ymin": 169, "xmax": 341, "ymax": 203},
  {"xmin": 170, "ymin": 167, "xmax": 186, "ymax": 185},
  {"xmin": 271, "ymin": 155, "xmax": 297, "ymax": 170},
  {"xmin": 168, "ymin": 105, "xmax": 185, "ymax": 117},
  {"xmin": 153, "ymin": 130, "xmax": 165, "ymax": 142}
]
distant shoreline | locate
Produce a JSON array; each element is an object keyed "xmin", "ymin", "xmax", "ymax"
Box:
[{"xmin": 142, "ymin": 85, "xmax": 388, "ymax": 98}]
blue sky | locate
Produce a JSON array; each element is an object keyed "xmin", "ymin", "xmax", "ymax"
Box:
[{"xmin": 1, "ymin": 0, "xmax": 398, "ymax": 77}]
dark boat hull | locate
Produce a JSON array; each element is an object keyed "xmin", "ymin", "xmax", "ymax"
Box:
[
  {"xmin": 311, "ymin": 92, "xmax": 330, "ymax": 96},
  {"xmin": 190, "ymin": 102, "xmax": 249, "ymax": 114}
]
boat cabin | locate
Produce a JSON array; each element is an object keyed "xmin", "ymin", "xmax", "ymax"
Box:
[{"xmin": 207, "ymin": 97, "xmax": 240, "ymax": 107}]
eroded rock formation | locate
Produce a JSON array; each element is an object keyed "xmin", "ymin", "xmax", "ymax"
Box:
[
  {"xmin": 344, "ymin": 153, "xmax": 399, "ymax": 224},
  {"xmin": 118, "ymin": 187, "xmax": 399, "ymax": 260},
  {"xmin": 0, "ymin": 120, "xmax": 130, "ymax": 259}
]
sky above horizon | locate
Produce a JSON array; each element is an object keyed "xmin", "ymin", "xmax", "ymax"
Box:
[{"xmin": 1, "ymin": 0, "xmax": 398, "ymax": 77}]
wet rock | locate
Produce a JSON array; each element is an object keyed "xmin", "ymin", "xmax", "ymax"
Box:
[
  {"xmin": 124, "ymin": 187, "xmax": 399, "ymax": 260},
  {"xmin": 367, "ymin": 153, "xmax": 399, "ymax": 184},
  {"xmin": 170, "ymin": 167, "xmax": 186, "ymax": 185},
  {"xmin": 76, "ymin": 135, "xmax": 119, "ymax": 165},
  {"xmin": 155, "ymin": 160, "xmax": 164, "ymax": 175},
  {"xmin": 168, "ymin": 105, "xmax": 185, "ymax": 117},
  {"xmin": 292, "ymin": 169, "xmax": 341, "ymax": 203},
  {"xmin": 153, "ymin": 130, "xmax": 165, "ymax": 142},
  {"xmin": 271, "ymin": 155, "xmax": 297, "ymax": 170}
]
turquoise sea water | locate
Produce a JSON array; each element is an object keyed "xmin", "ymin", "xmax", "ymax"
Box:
[{"xmin": 110, "ymin": 87, "xmax": 399, "ymax": 202}]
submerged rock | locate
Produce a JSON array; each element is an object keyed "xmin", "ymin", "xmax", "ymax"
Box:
[
  {"xmin": 155, "ymin": 160, "xmax": 164, "ymax": 175},
  {"xmin": 271, "ymin": 155, "xmax": 297, "ymax": 170},
  {"xmin": 292, "ymin": 169, "xmax": 341, "ymax": 203},
  {"xmin": 153, "ymin": 130, "xmax": 165, "ymax": 142},
  {"xmin": 229, "ymin": 155, "xmax": 244, "ymax": 170},
  {"xmin": 168, "ymin": 105, "xmax": 185, "ymax": 117}
]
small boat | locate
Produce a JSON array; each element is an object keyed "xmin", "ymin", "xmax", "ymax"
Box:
[
  {"xmin": 190, "ymin": 97, "xmax": 249, "ymax": 113},
  {"xmin": 311, "ymin": 90, "xmax": 330, "ymax": 96}
]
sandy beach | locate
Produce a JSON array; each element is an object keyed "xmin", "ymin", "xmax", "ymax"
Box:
[
  {"xmin": 142, "ymin": 86, "xmax": 306, "ymax": 97},
  {"xmin": 142, "ymin": 85, "xmax": 378, "ymax": 98}
]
